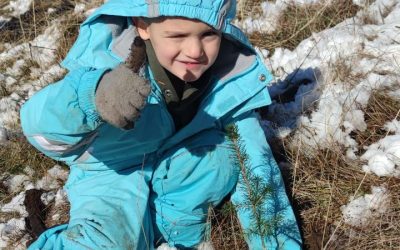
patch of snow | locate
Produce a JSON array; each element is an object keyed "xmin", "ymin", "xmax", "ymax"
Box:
[
  {"xmin": 356, "ymin": 0, "xmax": 398, "ymax": 25},
  {"xmin": 236, "ymin": 0, "xmax": 350, "ymax": 34},
  {"xmin": 0, "ymin": 218, "xmax": 26, "ymax": 248},
  {"xmin": 74, "ymin": 3, "xmax": 86, "ymax": 14},
  {"xmin": 353, "ymin": 0, "xmax": 368, "ymax": 6},
  {"xmin": 0, "ymin": 35, "xmax": 65, "ymax": 132},
  {"xmin": 3, "ymin": 174, "xmax": 30, "ymax": 193},
  {"xmin": 23, "ymin": 64, "xmax": 66, "ymax": 98},
  {"xmin": 84, "ymin": 8, "xmax": 98, "ymax": 17},
  {"xmin": 0, "ymin": 17, "xmax": 11, "ymax": 28},
  {"xmin": 361, "ymin": 135, "xmax": 400, "ymax": 177},
  {"xmin": 51, "ymin": 213, "xmax": 60, "ymax": 221},
  {"xmin": 41, "ymin": 190, "xmax": 56, "ymax": 206},
  {"xmin": 341, "ymin": 186, "xmax": 390, "ymax": 227},
  {"xmin": 47, "ymin": 8, "xmax": 56, "ymax": 14},
  {"xmin": 0, "ymin": 165, "xmax": 69, "ymax": 248},
  {"xmin": 263, "ymin": 0, "xmax": 400, "ymax": 159},
  {"xmin": 2, "ymin": 165, "xmax": 68, "ymax": 214},
  {"xmin": 0, "ymin": 93, "xmax": 21, "ymax": 128},
  {"xmin": 3, "ymin": 0, "xmax": 33, "ymax": 17},
  {"xmin": 0, "ymin": 19, "xmax": 61, "ymax": 67},
  {"xmin": 40, "ymin": 188, "xmax": 67, "ymax": 206},
  {"xmin": 35, "ymin": 165, "xmax": 68, "ymax": 190},
  {"xmin": 5, "ymin": 75, "xmax": 17, "ymax": 87},
  {"xmin": 29, "ymin": 22, "xmax": 62, "ymax": 67},
  {"xmin": 157, "ymin": 243, "xmax": 178, "ymax": 250},
  {"xmin": 197, "ymin": 241, "xmax": 215, "ymax": 250},
  {"xmin": 1, "ymin": 192, "xmax": 27, "ymax": 216},
  {"xmin": 236, "ymin": 1, "xmax": 287, "ymax": 34},
  {"xmin": 254, "ymin": 46, "xmax": 270, "ymax": 60},
  {"xmin": 6, "ymin": 59, "xmax": 25, "ymax": 77},
  {"xmin": 0, "ymin": 126, "xmax": 8, "ymax": 144},
  {"xmin": 54, "ymin": 188, "xmax": 68, "ymax": 206},
  {"xmin": 384, "ymin": 119, "xmax": 400, "ymax": 134}
]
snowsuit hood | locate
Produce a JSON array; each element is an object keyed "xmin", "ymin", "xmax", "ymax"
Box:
[{"xmin": 62, "ymin": 0, "xmax": 253, "ymax": 70}]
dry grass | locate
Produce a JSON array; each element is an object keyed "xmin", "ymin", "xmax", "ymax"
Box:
[
  {"xmin": 0, "ymin": 137, "xmax": 57, "ymax": 178},
  {"xmin": 53, "ymin": 10, "xmax": 87, "ymax": 62},
  {"xmin": 245, "ymin": 1, "xmax": 400, "ymax": 247},
  {"xmin": 0, "ymin": 0, "xmax": 100, "ymax": 183},
  {"xmin": 285, "ymin": 140, "xmax": 400, "ymax": 249},
  {"xmin": 0, "ymin": 0, "xmax": 91, "ymax": 63},
  {"xmin": 0, "ymin": 137, "xmax": 62, "ymax": 230},
  {"xmin": 0, "ymin": 82, "xmax": 10, "ymax": 98},
  {"xmin": 0, "ymin": 136, "xmax": 60, "ymax": 204},
  {"xmin": 329, "ymin": 57, "xmax": 362, "ymax": 85},
  {"xmin": 332, "ymin": 179, "xmax": 400, "ymax": 249},
  {"xmin": 355, "ymin": 91, "xmax": 400, "ymax": 154},
  {"xmin": 236, "ymin": 0, "xmax": 265, "ymax": 21},
  {"xmin": 210, "ymin": 202, "xmax": 248, "ymax": 249},
  {"xmin": 0, "ymin": 0, "xmax": 87, "ymax": 100},
  {"xmin": 359, "ymin": 0, "xmax": 395, "ymax": 25},
  {"xmin": 274, "ymin": 83, "xmax": 400, "ymax": 250},
  {"xmin": 0, "ymin": 0, "xmax": 73, "ymax": 48},
  {"xmin": 249, "ymin": 1, "xmax": 360, "ymax": 53},
  {"xmin": 44, "ymin": 199, "xmax": 70, "ymax": 228}
]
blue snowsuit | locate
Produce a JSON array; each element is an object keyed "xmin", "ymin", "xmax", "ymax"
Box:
[{"xmin": 20, "ymin": 0, "xmax": 302, "ymax": 249}]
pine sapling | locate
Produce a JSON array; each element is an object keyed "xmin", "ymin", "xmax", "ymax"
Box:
[{"xmin": 226, "ymin": 124, "xmax": 276, "ymax": 249}]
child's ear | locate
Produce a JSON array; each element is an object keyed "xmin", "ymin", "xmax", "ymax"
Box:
[{"xmin": 134, "ymin": 18, "xmax": 150, "ymax": 40}]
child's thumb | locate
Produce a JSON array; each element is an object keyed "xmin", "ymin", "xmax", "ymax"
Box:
[{"xmin": 125, "ymin": 36, "xmax": 146, "ymax": 73}]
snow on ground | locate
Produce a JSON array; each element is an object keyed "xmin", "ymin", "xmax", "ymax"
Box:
[
  {"xmin": 236, "ymin": 0, "xmax": 369, "ymax": 34},
  {"xmin": 341, "ymin": 185, "xmax": 390, "ymax": 227},
  {"xmin": 156, "ymin": 241, "xmax": 214, "ymax": 250},
  {"xmin": 2, "ymin": 0, "xmax": 33, "ymax": 18},
  {"xmin": 0, "ymin": 0, "xmax": 399, "ymax": 248},
  {"xmin": 0, "ymin": 18, "xmax": 66, "ymax": 131},
  {"xmin": 0, "ymin": 165, "xmax": 68, "ymax": 248},
  {"xmin": 361, "ymin": 133, "xmax": 400, "ymax": 177},
  {"xmin": 263, "ymin": 0, "xmax": 400, "ymax": 166},
  {"xmin": 260, "ymin": 0, "xmax": 399, "ymax": 227},
  {"xmin": 0, "ymin": 218, "xmax": 28, "ymax": 249}
]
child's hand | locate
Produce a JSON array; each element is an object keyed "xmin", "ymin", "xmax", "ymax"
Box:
[{"xmin": 95, "ymin": 64, "xmax": 151, "ymax": 129}]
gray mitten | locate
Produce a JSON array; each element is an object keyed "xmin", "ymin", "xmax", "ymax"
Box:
[
  {"xmin": 95, "ymin": 64, "xmax": 151, "ymax": 129},
  {"xmin": 95, "ymin": 36, "xmax": 149, "ymax": 129}
]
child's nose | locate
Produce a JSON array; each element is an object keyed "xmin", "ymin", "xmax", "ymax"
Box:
[{"xmin": 184, "ymin": 39, "xmax": 203, "ymax": 59}]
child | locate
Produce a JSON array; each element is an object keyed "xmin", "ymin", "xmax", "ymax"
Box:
[{"xmin": 21, "ymin": 0, "xmax": 302, "ymax": 249}]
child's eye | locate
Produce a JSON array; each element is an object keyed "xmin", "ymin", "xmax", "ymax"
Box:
[
  {"xmin": 203, "ymin": 31, "xmax": 218, "ymax": 37},
  {"xmin": 165, "ymin": 32, "xmax": 187, "ymax": 39},
  {"xmin": 168, "ymin": 34, "xmax": 185, "ymax": 38}
]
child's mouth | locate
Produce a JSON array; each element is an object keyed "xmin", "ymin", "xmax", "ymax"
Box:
[{"xmin": 180, "ymin": 61, "xmax": 203, "ymax": 70}]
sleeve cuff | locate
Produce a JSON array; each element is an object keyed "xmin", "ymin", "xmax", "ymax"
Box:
[{"xmin": 78, "ymin": 68, "xmax": 110, "ymax": 127}]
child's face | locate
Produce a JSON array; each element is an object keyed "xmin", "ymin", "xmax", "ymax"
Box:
[{"xmin": 137, "ymin": 17, "xmax": 222, "ymax": 82}]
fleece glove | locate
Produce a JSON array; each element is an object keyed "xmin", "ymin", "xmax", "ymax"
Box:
[{"xmin": 95, "ymin": 37, "xmax": 150, "ymax": 129}]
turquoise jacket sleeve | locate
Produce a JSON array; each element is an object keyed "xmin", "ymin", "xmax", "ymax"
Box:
[
  {"xmin": 20, "ymin": 67, "xmax": 109, "ymax": 159},
  {"xmin": 230, "ymin": 111, "xmax": 302, "ymax": 250}
]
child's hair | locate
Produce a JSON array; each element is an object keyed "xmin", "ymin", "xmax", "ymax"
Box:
[
  {"xmin": 136, "ymin": 16, "xmax": 215, "ymax": 26},
  {"xmin": 135, "ymin": 16, "xmax": 165, "ymax": 25}
]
